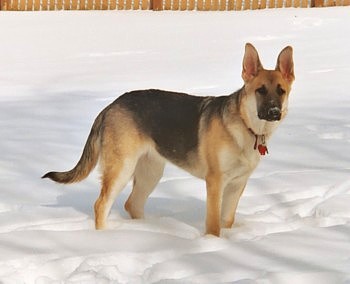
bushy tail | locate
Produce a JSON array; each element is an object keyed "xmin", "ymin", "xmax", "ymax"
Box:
[{"xmin": 42, "ymin": 111, "xmax": 105, "ymax": 184}]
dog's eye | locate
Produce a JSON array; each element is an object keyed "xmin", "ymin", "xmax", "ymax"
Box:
[
  {"xmin": 277, "ymin": 84, "xmax": 286, "ymax": 96},
  {"xmin": 256, "ymin": 85, "xmax": 267, "ymax": 96}
]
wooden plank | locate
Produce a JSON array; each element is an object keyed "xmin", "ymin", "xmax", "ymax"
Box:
[
  {"xmin": 180, "ymin": 0, "xmax": 187, "ymax": 9},
  {"xmin": 33, "ymin": 0, "xmax": 40, "ymax": 9},
  {"xmin": 141, "ymin": 0, "xmax": 148, "ymax": 9},
  {"xmin": 269, "ymin": 0, "xmax": 276, "ymax": 8},
  {"xmin": 301, "ymin": 0, "xmax": 308, "ymax": 6},
  {"xmin": 243, "ymin": 0, "xmax": 250, "ymax": 9},
  {"xmin": 204, "ymin": 0, "xmax": 210, "ymax": 10},
  {"xmin": 285, "ymin": 0, "xmax": 292, "ymax": 7},
  {"xmin": 172, "ymin": 0, "xmax": 179, "ymax": 9},
  {"xmin": 314, "ymin": 0, "xmax": 324, "ymax": 6},
  {"xmin": 6, "ymin": 0, "xmax": 12, "ymax": 10},
  {"xmin": 71, "ymin": 0, "xmax": 78, "ymax": 8},
  {"xmin": 335, "ymin": 0, "xmax": 341, "ymax": 5},
  {"xmin": 28, "ymin": 0, "xmax": 33, "ymax": 9},
  {"xmin": 79, "ymin": 0, "xmax": 86, "ymax": 9},
  {"xmin": 212, "ymin": 0, "xmax": 219, "ymax": 9},
  {"xmin": 101, "ymin": 0, "xmax": 108, "ymax": 9},
  {"xmin": 42, "ymin": 0, "xmax": 48, "ymax": 10},
  {"xmin": 164, "ymin": 0, "xmax": 171, "ymax": 9},
  {"xmin": 27, "ymin": 0, "xmax": 34, "ymax": 9},
  {"xmin": 125, "ymin": 0, "xmax": 132, "ymax": 8},
  {"xmin": 15, "ymin": 0, "xmax": 21, "ymax": 9},
  {"xmin": 228, "ymin": 0, "xmax": 235, "ymax": 9},
  {"xmin": 86, "ymin": 0, "xmax": 93, "ymax": 9},
  {"xmin": 252, "ymin": 0, "xmax": 259, "ymax": 9},
  {"xmin": 294, "ymin": 0, "xmax": 300, "ymax": 6},
  {"xmin": 19, "ymin": 0, "xmax": 26, "ymax": 10},
  {"xmin": 235, "ymin": 0, "xmax": 242, "ymax": 10},
  {"xmin": 152, "ymin": 0, "xmax": 162, "ymax": 9},
  {"xmin": 63, "ymin": 0, "xmax": 70, "ymax": 9},
  {"xmin": 133, "ymin": 0, "xmax": 139, "ymax": 9},
  {"xmin": 188, "ymin": 0, "xmax": 195, "ymax": 9},
  {"xmin": 10, "ymin": 0, "xmax": 18, "ymax": 10},
  {"xmin": 197, "ymin": 0, "xmax": 203, "ymax": 9},
  {"xmin": 56, "ymin": 0, "xmax": 62, "ymax": 9},
  {"xmin": 219, "ymin": 0, "xmax": 226, "ymax": 9},
  {"xmin": 276, "ymin": 0, "xmax": 283, "ymax": 7},
  {"xmin": 50, "ymin": 0, "xmax": 56, "ymax": 9},
  {"xmin": 0, "ymin": 0, "xmax": 5, "ymax": 10},
  {"xmin": 260, "ymin": 0, "xmax": 266, "ymax": 8},
  {"xmin": 344, "ymin": 0, "xmax": 350, "ymax": 5},
  {"xmin": 325, "ymin": 0, "xmax": 334, "ymax": 5},
  {"xmin": 109, "ymin": 0, "xmax": 116, "ymax": 8},
  {"xmin": 94, "ymin": 0, "xmax": 101, "ymax": 9}
]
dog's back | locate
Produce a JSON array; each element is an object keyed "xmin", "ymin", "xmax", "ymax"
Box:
[{"xmin": 115, "ymin": 89, "xmax": 204, "ymax": 163}]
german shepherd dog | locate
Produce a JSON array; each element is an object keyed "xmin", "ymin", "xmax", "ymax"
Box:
[{"xmin": 43, "ymin": 43, "xmax": 294, "ymax": 236}]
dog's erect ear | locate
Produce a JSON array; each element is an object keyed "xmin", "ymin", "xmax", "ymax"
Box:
[
  {"xmin": 242, "ymin": 43, "xmax": 263, "ymax": 82},
  {"xmin": 276, "ymin": 46, "xmax": 294, "ymax": 83}
]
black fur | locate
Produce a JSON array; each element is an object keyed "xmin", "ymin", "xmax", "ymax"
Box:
[{"xmin": 115, "ymin": 89, "xmax": 204, "ymax": 163}]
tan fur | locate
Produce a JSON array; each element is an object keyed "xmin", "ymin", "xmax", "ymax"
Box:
[
  {"xmin": 201, "ymin": 118, "xmax": 229, "ymax": 235},
  {"xmin": 43, "ymin": 43, "xmax": 294, "ymax": 237},
  {"xmin": 200, "ymin": 116, "xmax": 259, "ymax": 235},
  {"xmin": 94, "ymin": 107, "xmax": 150, "ymax": 229},
  {"xmin": 124, "ymin": 149, "xmax": 165, "ymax": 219}
]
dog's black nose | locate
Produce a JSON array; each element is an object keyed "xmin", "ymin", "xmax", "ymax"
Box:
[{"xmin": 267, "ymin": 107, "xmax": 281, "ymax": 121}]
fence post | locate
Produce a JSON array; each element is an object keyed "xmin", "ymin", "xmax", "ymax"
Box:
[
  {"xmin": 311, "ymin": 0, "xmax": 324, "ymax": 6},
  {"xmin": 0, "ymin": 0, "xmax": 5, "ymax": 10},
  {"xmin": 152, "ymin": 0, "xmax": 163, "ymax": 10}
]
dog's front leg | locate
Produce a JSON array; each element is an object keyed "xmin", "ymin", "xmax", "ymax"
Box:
[
  {"xmin": 221, "ymin": 176, "xmax": 248, "ymax": 229},
  {"xmin": 205, "ymin": 172, "xmax": 223, "ymax": 237}
]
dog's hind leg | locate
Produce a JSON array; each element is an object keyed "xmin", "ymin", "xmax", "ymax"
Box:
[
  {"xmin": 125, "ymin": 151, "xmax": 165, "ymax": 219},
  {"xmin": 94, "ymin": 156, "xmax": 137, "ymax": 230},
  {"xmin": 94, "ymin": 106, "xmax": 149, "ymax": 229}
]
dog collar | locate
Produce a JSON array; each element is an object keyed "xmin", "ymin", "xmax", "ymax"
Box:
[{"xmin": 249, "ymin": 129, "xmax": 269, "ymax": 156}]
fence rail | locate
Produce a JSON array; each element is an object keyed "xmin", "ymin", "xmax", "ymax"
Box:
[{"xmin": 1, "ymin": 0, "xmax": 349, "ymax": 10}]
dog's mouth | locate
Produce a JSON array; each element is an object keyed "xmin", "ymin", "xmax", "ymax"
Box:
[{"xmin": 258, "ymin": 116, "xmax": 281, "ymax": 122}]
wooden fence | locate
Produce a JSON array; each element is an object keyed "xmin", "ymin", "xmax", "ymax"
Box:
[{"xmin": 1, "ymin": 0, "xmax": 349, "ymax": 10}]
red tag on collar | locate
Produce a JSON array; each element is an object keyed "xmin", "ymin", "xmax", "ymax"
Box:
[
  {"xmin": 258, "ymin": 144, "xmax": 268, "ymax": 155},
  {"xmin": 252, "ymin": 132, "xmax": 269, "ymax": 156}
]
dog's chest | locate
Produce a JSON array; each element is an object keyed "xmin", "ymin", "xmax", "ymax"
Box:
[{"xmin": 218, "ymin": 127, "xmax": 261, "ymax": 180}]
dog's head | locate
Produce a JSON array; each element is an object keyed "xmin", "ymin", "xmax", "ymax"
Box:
[{"xmin": 240, "ymin": 43, "xmax": 294, "ymax": 133}]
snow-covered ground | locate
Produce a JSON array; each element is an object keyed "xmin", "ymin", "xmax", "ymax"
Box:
[{"xmin": 1, "ymin": 7, "xmax": 350, "ymax": 283}]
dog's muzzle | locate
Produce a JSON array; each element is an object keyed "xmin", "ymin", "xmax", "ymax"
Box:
[
  {"xmin": 259, "ymin": 107, "xmax": 281, "ymax": 121},
  {"xmin": 268, "ymin": 107, "xmax": 281, "ymax": 121}
]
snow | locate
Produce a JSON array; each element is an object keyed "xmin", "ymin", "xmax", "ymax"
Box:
[{"xmin": 1, "ymin": 7, "xmax": 350, "ymax": 283}]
